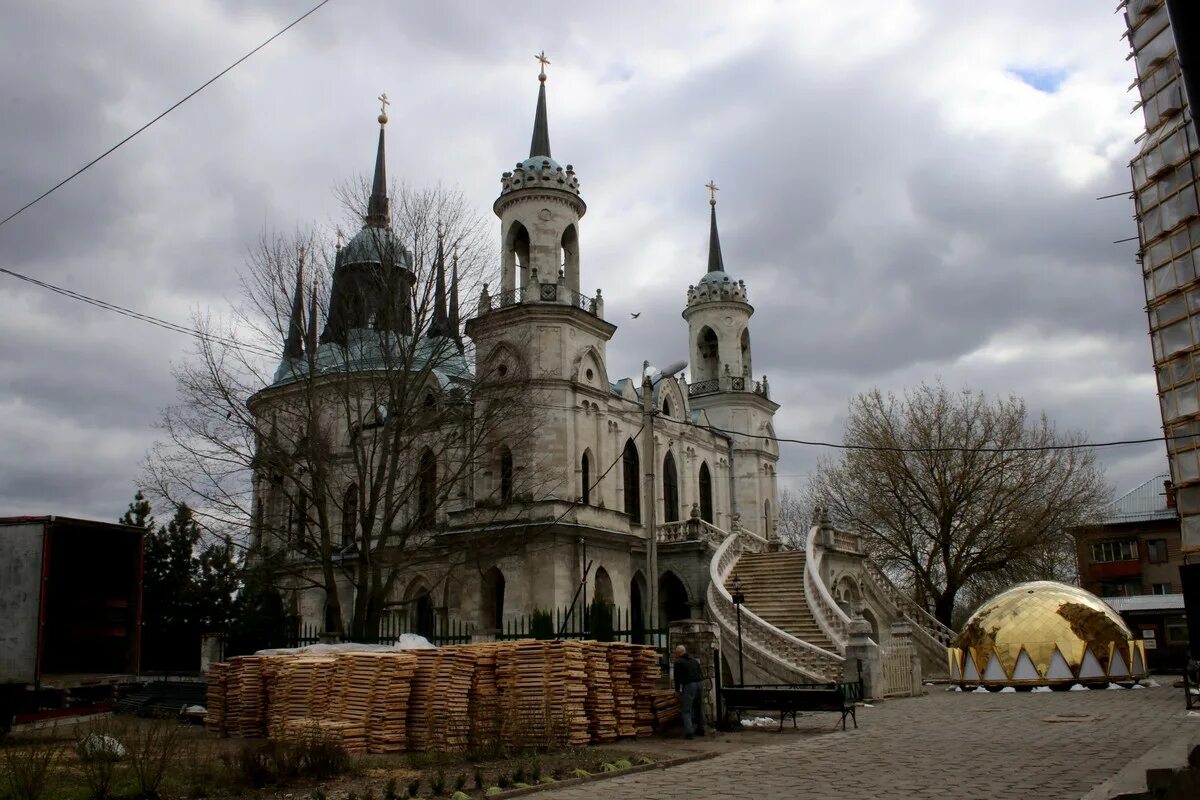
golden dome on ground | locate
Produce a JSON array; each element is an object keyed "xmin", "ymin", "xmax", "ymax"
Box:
[{"xmin": 947, "ymin": 581, "xmax": 1147, "ymax": 686}]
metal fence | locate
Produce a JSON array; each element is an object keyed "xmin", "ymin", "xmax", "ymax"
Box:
[{"xmin": 880, "ymin": 642, "xmax": 919, "ymax": 697}]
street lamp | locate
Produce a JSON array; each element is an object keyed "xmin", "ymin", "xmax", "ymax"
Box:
[{"xmin": 731, "ymin": 572, "xmax": 745, "ymax": 686}]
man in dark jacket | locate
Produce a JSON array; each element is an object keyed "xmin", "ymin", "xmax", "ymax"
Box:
[{"xmin": 672, "ymin": 645, "xmax": 706, "ymax": 738}]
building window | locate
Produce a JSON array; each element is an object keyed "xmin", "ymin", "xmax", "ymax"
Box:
[
  {"xmin": 622, "ymin": 439, "xmax": 641, "ymax": 523},
  {"xmin": 1165, "ymin": 617, "xmax": 1190, "ymax": 645},
  {"xmin": 1146, "ymin": 539, "xmax": 1169, "ymax": 563},
  {"xmin": 1152, "ymin": 582, "xmax": 1172, "ymax": 595},
  {"xmin": 698, "ymin": 462, "xmax": 713, "ymax": 524},
  {"xmin": 499, "ymin": 446, "xmax": 514, "ymax": 502},
  {"xmin": 1090, "ymin": 539, "xmax": 1138, "ymax": 563},
  {"xmin": 417, "ymin": 449, "xmax": 436, "ymax": 529},
  {"xmin": 580, "ymin": 450, "xmax": 591, "ymax": 505},
  {"xmin": 662, "ymin": 451, "xmax": 679, "ymax": 523},
  {"xmin": 342, "ymin": 483, "xmax": 357, "ymax": 549}
]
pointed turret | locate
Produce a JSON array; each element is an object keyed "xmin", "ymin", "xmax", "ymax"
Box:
[
  {"xmin": 365, "ymin": 94, "xmax": 390, "ymax": 228},
  {"xmin": 305, "ymin": 281, "xmax": 318, "ymax": 357},
  {"xmin": 707, "ymin": 184, "xmax": 725, "ymax": 274},
  {"xmin": 448, "ymin": 244, "xmax": 461, "ymax": 345},
  {"xmin": 283, "ymin": 255, "xmax": 306, "ymax": 359},
  {"xmin": 426, "ymin": 228, "xmax": 453, "ymax": 339},
  {"xmin": 529, "ymin": 59, "xmax": 551, "ymax": 158}
]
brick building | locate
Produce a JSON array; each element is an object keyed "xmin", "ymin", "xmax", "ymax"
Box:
[{"xmin": 1074, "ymin": 474, "xmax": 1189, "ymax": 669}]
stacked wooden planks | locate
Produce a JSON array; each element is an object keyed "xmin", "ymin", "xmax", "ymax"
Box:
[
  {"xmin": 203, "ymin": 662, "xmax": 228, "ymax": 733},
  {"xmin": 647, "ymin": 689, "xmax": 682, "ymax": 726},
  {"xmin": 204, "ymin": 640, "xmax": 667, "ymax": 750}
]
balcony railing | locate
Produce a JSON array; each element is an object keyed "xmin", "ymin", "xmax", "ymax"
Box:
[
  {"xmin": 687, "ymin": 374, "xmax": 771, "ymax": 399},
  {"xmin": 478, "ymin": 280, "xmax": 603, "ymax": 319}
]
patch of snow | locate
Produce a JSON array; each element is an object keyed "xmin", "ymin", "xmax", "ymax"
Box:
[
  {"xmin": 1144, "ymin": 679, "xmax": 1160, "ymax": 688},
  {"xmin": 1130, "ymin": 684, "xmax": 1146, "ymax": 690},
  {"xmin": 1069, "ymin": 683, "xmax": 1088, "ymax": 691},
  {"xmin": 739, "ymin": 716, "xmax": 777, "ymax": 728},
  {"xmin": 1030, "ymin": 686, "xmax": 1052, "ymax": 693},
  {"xmin": 1105, "ymin": 683, "xmax": 1125, "ymax": 690},
  {"xmin": 972, "ymin": 687, "xmax": 990, "ymax": 693},
  {"xmin": 184, "ymin": 705, "xmax": 207, "ymax": 713},
  {"xmin": 78, "ymin": 734, "xmax": 126, "ymax": 761},
  {"xmin": 999, "ymin": 687, "xmax": 1016, "ymax": 693}
]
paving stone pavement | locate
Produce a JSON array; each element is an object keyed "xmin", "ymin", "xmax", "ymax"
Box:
[{"xmin": 547, "ymin": 687, "xmax": 1198, "ymax": 799}]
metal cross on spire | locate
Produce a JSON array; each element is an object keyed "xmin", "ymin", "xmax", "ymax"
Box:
[
  {"xmin": 706, "ymin": 180, "xmax": 719, "ymax": 206},
  {"xmin": 377, "ymin": 92, "xmax": 390, "ymax": 125},
  {"xmin": 535, "ymin": 50, "xmax": 550, "ymax": 81}
]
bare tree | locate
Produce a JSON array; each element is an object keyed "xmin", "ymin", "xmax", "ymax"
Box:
[
  {"xmin": 806, "ymin": 381, "xmax": 1108, "ymax": 627},
  {"xmin": 148, "ymin": 181, "xmax": 553, "ymax": 640},
  {"xmin": 776, "ymin": 488, "xmax": 811, "ymax": 550}
]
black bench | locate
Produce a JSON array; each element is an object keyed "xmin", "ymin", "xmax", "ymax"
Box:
[{"xmin": 720, "ymin": 680, "xmax": 864, "ymax": 730}]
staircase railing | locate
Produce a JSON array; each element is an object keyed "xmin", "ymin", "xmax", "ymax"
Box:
[
  {"xmin": 804, "ymin": 525, "xmax": 852, "ymax": 651},
  {"xmin": 708, "ymin": 531, "xmax": 843, "ymax": 683},
  {"xmin": 657, "ymin": 518, "xmax": 730, "ymax": 548},
  {"xmin": 860, "ymin": 558, "xmax": 955, "ymax": 647}
]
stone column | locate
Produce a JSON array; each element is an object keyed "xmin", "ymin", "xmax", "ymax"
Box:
[
  {"xmin": 843, "ymin": 612, "xmax": 882, "ymax": 699},
  {"xmin": 669, "ymin": 619, "xmax": 720, "ymax": 725}
]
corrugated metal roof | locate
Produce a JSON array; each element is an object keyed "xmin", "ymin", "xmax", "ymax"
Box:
[
  {"xmin": 1103, "ymin": 594, "xmax": 1185, "ymax": 612},
  {"xmin": 1099, "ymin": 473, "xmax": 1179, "ymax": 524}
]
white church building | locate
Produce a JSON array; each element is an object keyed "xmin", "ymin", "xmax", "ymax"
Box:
[{"xmin": 250, "ymin": 62, "xmax": 951, "ymax": 689}]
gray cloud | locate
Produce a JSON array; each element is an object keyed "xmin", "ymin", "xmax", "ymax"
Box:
[{"xmin": 0, "ymin": 0, "xmax": 1164, "ymax": 520}]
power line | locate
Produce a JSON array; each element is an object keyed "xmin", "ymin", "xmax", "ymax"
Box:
[
  {"xmin": 0, "ymin": 267, "xmax": 277, "ymax": 357},
  {"xmin": 4, "ymin": 266, "xmax": 1176, "ymax": 455},
  {"xmin": 0, "ymin": 0, "xmax": 335, "ymax": 231},
  {"xmin": 698, "ymin": 423, "xmax": 1169, "ymax": 454}
]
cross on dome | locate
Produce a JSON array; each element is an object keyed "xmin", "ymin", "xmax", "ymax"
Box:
[
  {"xmin": 706, "ymin": 180, "xmax": 719, "ymax": 206},
  {"xmin": 535, "ymin": 50, "xmax": 550, "ymax": 82},
  {"xmin": 377, "ymin": 92, "xmax": 389, "ymax": 125}
]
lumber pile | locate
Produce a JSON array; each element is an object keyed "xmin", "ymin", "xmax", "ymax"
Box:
[{"xmin": 204, "ymin": 640, "xmax": 667, "ymax": 751}]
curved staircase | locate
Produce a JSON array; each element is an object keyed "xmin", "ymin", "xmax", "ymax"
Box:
[{"xmin": 725, "ymin": 551, "xmax": 836, "ymax": 653}]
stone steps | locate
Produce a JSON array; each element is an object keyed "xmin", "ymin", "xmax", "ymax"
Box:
[{"xmin": 725, "ymin": 551, "xmax": 837, "ymax": 652}]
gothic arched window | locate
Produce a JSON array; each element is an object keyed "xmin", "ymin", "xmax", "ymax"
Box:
[
  {"xmin": 622, "ymin": 439, "xmax": 641, "ymax": 523},
  {"xmin": 581, "ymin": 449, "xmax": 592, "ymax": 505},
  {"xmin": 342, "ymin": 483, "xmax": 357, "ymax": 548},
  {"xmin": 499, "ymin": 446, "xmax": 514, "ymax": 502},
  {"xmin": 740, "ymin": 328, "xmax": 752, "ymax": 377},
  {"xmin": 663, "ymin": 451, "xmax": 680, "ymax": 523},
  {"xmin": 698, "ymin": 462, "xmax": 714, "ymax": 524},
  {"xmin": 697, "ymin": 326, "xmax": 719, "ymax": 381},
  {"xmin": 417, "ymin": 449, "xmax": 436, "ymax": 529}
]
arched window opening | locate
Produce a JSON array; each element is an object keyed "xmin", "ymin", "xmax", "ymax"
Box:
[
  {"xmin": 740, "ymin": 328, "xmax": 752, "ymax": 377},
  {"xmin": 561, "ymin": 224, "xmax": 580, "ymax": 292},
  {"xmin": 663, "ymin": 397, "xmax": 672, "ymax": 417},
  {"xmin": 505, "ymin": 221, "xmax": 531, "ymax": 295},
  {"xmin": 630, "ymin": 573, "xmax": 647, "ymax": 644},
  {"xmin": 342, "ymin": 483, "xmax": 357, "ymax": 548},
  {"xmin": 417, "ymin": 449, "xmax": 437, "ymax": 529},
  {"xmin": 481, "ymin": 566, "xmax": 505, "ymax": 630},
  {"xmin": 414, "ymin": 593, "xmax": 434, "ymax": 639},
  {"xmin": 662, "ymin": 451, "xmax": 680, "ymax": 523},
  {"xmin": 289, "ymin": 489, "xmax": 308, "ymax": 548},
  {"xmin": 696, "ymin": 326, "xmax": 719, "ymax": 382},
  {"xmin": 580, "ymin": 450, "xmax": 592, "ymax": 505},
  {"xmin": 423, "ymin": 391, "xmax": 436, "ymax": 409},
  {"xmin": 659, "ymin": 571, "xmax": 690, "ymax": 623},
  {"xmin": 499, "ymin": 446, "xmax": 514, "ymax": 502},
  {"xmin": 324, "ymin": 598, "xmax": 339, "ymax": 634},
  {"xmin": 698, "ymin": 462, "xmax": 714, "ymax": 524},
  {"xmin": 763, "ymin": 498, "xmax": 772, "ymax": 539},
  {"xmin": 622, "ymin": 439, "xmax": 641, "ymax": 523},
  {"xmin": 593, "ymin": 566, "xmax": 614, "ymax": 607}
]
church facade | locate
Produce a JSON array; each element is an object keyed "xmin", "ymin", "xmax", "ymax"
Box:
[{"xmin": 249, "ymin": 65, "xmax": 780, "ymax": 641}]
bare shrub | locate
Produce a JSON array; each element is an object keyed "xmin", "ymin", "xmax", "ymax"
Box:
[
  {"xmin": 124, "ymin": 719, "xmax": 183, "ymax": 799},
  {"xmin": 1, "ymin": 733, "xmax": 61, "ymax": 800}
]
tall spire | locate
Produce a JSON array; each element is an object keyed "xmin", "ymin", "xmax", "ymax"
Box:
[
  {"xmin": 305, "ymin": 280, "xmax": 318, "ymax": 357},
  {"xmin": 283, "ymin": 252, "xmax": 306, "ymax": 359},
  {"xmin": 706, "ymin": 180, "xmax": 725, "ymax": 273},
  {"xmin": 365, "ymin": 93, "xmax": 390, "ymax": 228},
  {"xmin": 448, "ymin": 243, "xmax": 461, "ymax": 342},
  {"xmin": 529, "ymin": 51, "xmax": 552, "ymax": 159},
  {"xmin": 427, "ymin": 226, "xmax": 452, "ymax": 338}
]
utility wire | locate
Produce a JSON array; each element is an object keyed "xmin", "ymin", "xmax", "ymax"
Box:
[
  {"xmin": 2, "ymin": 265, "xmax": 1175, "ymax": 455},
  {"xmin": 699, "ymin": 423, "xmax": 1170, "ymax": 454},
  {"xmin": 0, "ymin": 267, "xmax": 277, "ymax": 357},
  {"xmin": 0, "ymin": 0, "xmax": 335, "ymax": 231}
]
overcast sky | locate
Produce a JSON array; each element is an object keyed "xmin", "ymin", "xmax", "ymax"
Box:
[{"xmin": 0, "ymin": 0, "xmax": 1164, "ymax": 521}]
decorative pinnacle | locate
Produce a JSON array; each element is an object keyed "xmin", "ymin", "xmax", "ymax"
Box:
[
  {"xmin": 706, "ymin": 180, "xmax": 719, "ymax": 207},
  {"xmin": 377, "ymin": 92, "xmax": 390, "ymax": 125},
  {"xmin": 336, "ymin": 227, "xmax": 345, "ymax": 250},
  {"xmin": 535, "ymin": 50, "xmax": 550, "ymax": 82}
]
